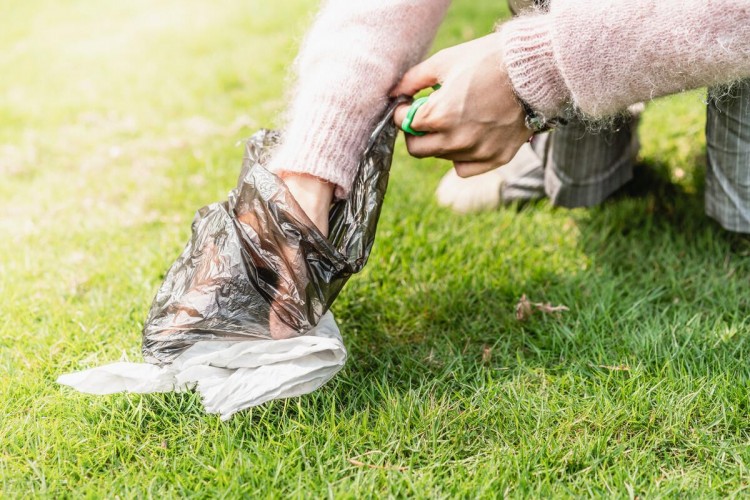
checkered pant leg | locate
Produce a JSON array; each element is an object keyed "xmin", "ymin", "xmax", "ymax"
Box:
[
  {"xmin": 542, "ymin": 115, "xmax": 639, "ymax": 208},
  {"xmin": 706, "ymin": 79, "xmax": 750, "ymax": 234}
]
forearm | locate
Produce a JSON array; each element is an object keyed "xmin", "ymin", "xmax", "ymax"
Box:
[
  {"xmin": 268, "ymin": 0, "xmax": 451, "ymax": 199},
  {"xmin": 500, "ymin": 0, "xmax": 750, "ymax": 118}
]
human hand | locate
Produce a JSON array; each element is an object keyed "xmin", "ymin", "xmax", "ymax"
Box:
[
  {"xmin": 267, "ymin": 173, "xmax": 333, "ymax": 338},
  {"xmin": 392, "ymin": 33, "xmax": 532, "ymax": 178}
]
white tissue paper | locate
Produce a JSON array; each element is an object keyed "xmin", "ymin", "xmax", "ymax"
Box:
[{"xmin": 57, "ymin": 312, "xmax": 346, "ymax": 420}]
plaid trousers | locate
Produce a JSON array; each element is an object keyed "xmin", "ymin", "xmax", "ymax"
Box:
[
  {"xmin": 535, "ymin": 80, "xmax": 750, "ymax": 233},
  {"xmin": 705, "ymin": 82, "xmax": 750, "ymax": 233},
  {"xmin": 506, "ymin": 0, "xmax": 750, "ymax": 233}
]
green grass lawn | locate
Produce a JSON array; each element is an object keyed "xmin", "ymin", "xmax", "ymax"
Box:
[{"xmin": 2, "ymin": 0, "xmax": 750, "ymax": 496}]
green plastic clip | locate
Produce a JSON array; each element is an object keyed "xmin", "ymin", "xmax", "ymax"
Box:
[
  {"xmin": 401, "ymin": 96, "xmax": 429, "ymax": 136},
  {"xmin": 401, "ymin": 84, "xmax": 442, "ymax": 136}
]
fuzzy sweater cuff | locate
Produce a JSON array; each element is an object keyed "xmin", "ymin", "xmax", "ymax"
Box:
[
  {"xmin": 269, "ymin": 92, "xmax": 380, "ymax": 200},
  {"xmin": 499, "ymin": 14, "xmax": 569, "ymax": 119}
]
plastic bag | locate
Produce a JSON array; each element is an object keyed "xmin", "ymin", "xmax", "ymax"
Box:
[
  {"xmin": 58, "ymin": 312, "xmax": 346, "ymax": 420},
  {"xmin": 58, "ymin": 100, "xmax": 401, "ymax": 417},
  {"xmin": 143, "ymin": 99, "xmax": 400, "ymax": 362}
]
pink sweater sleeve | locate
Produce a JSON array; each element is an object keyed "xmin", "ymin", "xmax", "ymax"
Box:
[
  {"xmin": 501, "ymin": 0, "xmax": 750, "ymax": 118},
  {"xmin": 267, "ymin": 0, "xmax": 451, "ymax": 199}
]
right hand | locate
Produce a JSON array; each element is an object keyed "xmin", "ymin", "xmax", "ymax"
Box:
[{"xmin": 391, "ymin": 33, "xmax": 531, "ymax": 178}]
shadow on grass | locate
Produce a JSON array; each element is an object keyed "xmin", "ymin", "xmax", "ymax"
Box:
[
  {"xmin": 135, "ymin": 157, "xmax": 750, "ymax": 425},
  {"xmin": 327, "ymin": 159, "xmax": 750, "ymax": 411},
  {"xmin": 584, "ymin": 157, "xmax": 749, "ymax": 260}
]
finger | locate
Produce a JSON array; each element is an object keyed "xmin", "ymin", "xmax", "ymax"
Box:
[
  {"xmin": 404, "ymin": 133, "xmax": 453, "ymax": 158},
  {"xmin": 452, "ymin": 161, "xmax": 499, "ymax": 178},
  {"xmin": 436, "ymin": 141, "xmax": 498, "ymax": 163},
  {"xmin": 394, "ymin": 99, "xmax": 442, "ymax": 135},
  {"xmin": 438, "ymin": 151, "xmax": 490, "ymax": 163},
  {"xmin": 390, "ymin": 56, "xmax": 441, "ymax": 97},
  {"xmin": 393, "ymin": 103, "xmax": 411, "ymax": 130}
]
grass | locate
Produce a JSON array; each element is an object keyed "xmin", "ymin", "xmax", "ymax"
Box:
[{"xmin": 2, "ymin": 0, "xmax": 750, "ymax": 496}]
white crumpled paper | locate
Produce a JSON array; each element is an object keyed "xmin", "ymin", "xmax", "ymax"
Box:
[{"xmin": 57, "ymin": 312, "xmax": 346, "ymax": 420}]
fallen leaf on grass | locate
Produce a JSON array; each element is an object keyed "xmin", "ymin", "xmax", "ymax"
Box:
[
  {"xmin": 515, "ymin": 295, "xmax": 533, "ymax": 321},
  {"xmin": 482, "ymin": 345, "xmax": 492, "ymax": 364},
  {"xmin": 348, "ymin": 459, "xmax": 408, "ymax": 472},
  {"xmin": 515, "ymin": 294, "xmax": 569, "ymax": 321}
]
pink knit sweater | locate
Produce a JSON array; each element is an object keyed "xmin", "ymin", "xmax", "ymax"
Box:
[{"xmin": 268, "ymin": 0, "xmax": 750, "ymax": 198}]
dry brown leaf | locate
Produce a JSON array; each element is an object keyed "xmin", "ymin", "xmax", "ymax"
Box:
[
  {"xmin": 482, "ymin": 345, "xmax": 492, "ymax": 364},
  {"xmin": 515, "ymin": 294, "xmax": 533, "ymax": 321},
  {"xmin": 515, "ymin": 294, "xmax": 569, "ymax": 321},
  {"xmin": 535, "ymin": 302, "xmax": 570, "ymax": 314},
  {"xmin": 348, "ymin": 459, "xmax": 408, "ymax": 472}
]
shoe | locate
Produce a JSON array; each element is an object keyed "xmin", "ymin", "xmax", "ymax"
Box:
[{"xmin": 435, "ymin": 142, "xmax": 545, "ymax": 214}]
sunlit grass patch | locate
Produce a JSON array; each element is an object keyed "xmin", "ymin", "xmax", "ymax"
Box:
[{"xmin": 2, "ymin": 0, "xmax": 749, "ymax": 496}]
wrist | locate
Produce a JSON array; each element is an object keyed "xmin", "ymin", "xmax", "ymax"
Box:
[
  {"xmin": 283, "ymin": 173, "xmax": 334, "ymax": 199},
  {"xmin": 281, "ymin": 173, "xmax": 334, "ymax": 236}
]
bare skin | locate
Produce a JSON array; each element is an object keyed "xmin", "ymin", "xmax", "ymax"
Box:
[
  {"xmin": 277, "ymin": 33, "xmax": 530, "ymax": 337},
  {"xmin": 267, "ymin": 174, "xmax": 334, "ymax": 339},
  {"xmin": 391, "ymin": 33, "xmax": 531, "ymax": 177},
  {"xmin": 284, "ymin": 33, "xmax": 530, "ymax": 223},
  {"xmin": 281, "ymin": 174, "xmax": 335, "ymax": 237}
]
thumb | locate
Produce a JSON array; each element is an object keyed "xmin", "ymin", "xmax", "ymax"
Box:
[{"xmin": 390, "ymin": 55, "xmax": 442, "ymax": 97}]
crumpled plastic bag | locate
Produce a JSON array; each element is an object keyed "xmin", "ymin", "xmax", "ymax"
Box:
[
  {"xmin": 57, "ymin": 313, "xmax": 345, "ymax": 419},
  {"xmin": 58, "ymin": 100, "xmax": 401, "ymax": 419}
]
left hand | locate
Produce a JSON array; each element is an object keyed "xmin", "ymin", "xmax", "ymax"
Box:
[
  {"xmin": 235, "ymin": 173, "xmax": 334, "ymax": 339},
  {"xmin": 267, "ymin": 174, "xmax": 334, "ymax": 339},
  {"xmin": 392, "ymin": 33, "xmax": 532, "ymax": 178}
]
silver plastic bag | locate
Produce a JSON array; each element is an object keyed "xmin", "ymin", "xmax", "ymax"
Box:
[
  {"xmin": 58, "ymin": 101, "xmax": 402, "ymax": 418},
  {"xmin": 142, "ymin": 99, "xmax": 401, "ymax": 363}
]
